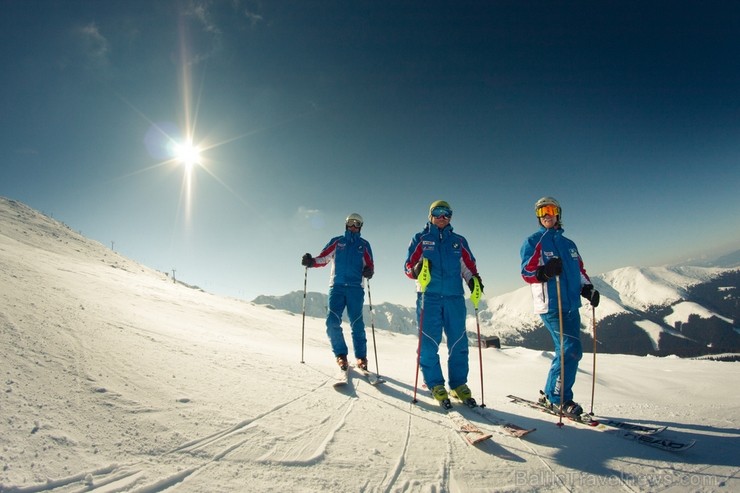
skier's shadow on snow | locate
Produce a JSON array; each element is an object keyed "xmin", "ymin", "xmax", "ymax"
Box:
[
  {"xmin": 355, "ymin": 373, "xmax": 528, "ymax": 462},
  {"xmin": 346, "ymin": 369, "xmax": 739, "ymax": 481},
  {"xmin": 478, "ymin": 403, "xmax": 739, "ymax": 484}
]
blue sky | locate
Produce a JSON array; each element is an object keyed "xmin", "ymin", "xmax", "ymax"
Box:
[{"xmin": 2, "ymin": 1, "xmax": 739, "ymax": 306}]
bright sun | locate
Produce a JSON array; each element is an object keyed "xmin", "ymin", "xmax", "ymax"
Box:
[{"xmin": 173, "ymin": 140, "xmax": 202, "ymax": 171}]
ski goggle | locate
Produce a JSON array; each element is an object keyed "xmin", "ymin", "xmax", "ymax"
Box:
[
  {"xmin": 430, "ymin": 206, "xmax": 453, "ymax": 219},
  {"xmin": 536, "ymin": 204, "xmax": 560, "ymax": 218},
  {"xmin": 346, "ymin": 219, "xmax": 362, "ymax": 228}
]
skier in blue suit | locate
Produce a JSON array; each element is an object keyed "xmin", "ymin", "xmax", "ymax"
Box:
[
  {"xmin": 404, "ymin": 200, "xmax": 483, "ymax": 405},
  {"xmin": 302, "ymin": 213, "xmax": 374, "ymax": 371},
  {"xmin": 521, "ymin": 196, "xmax": 600, "ymax": 416}
]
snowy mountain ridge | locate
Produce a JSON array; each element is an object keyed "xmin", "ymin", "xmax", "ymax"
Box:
[
  {"xmin": 597, "ymin": 264, "xmax": 731, "ymax": 311},
  {"xmin": 481, "ymin": 262, "xmax": 738, "ymax": 357},
  {"xmin": 256, "ymin": 257, "xmax": 739, "ymax": 357}
]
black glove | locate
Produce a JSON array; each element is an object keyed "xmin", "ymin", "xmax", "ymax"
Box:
[
  {"xmin": 581, "ymin": 284, "xmax": 600, "ymax": 307},
  {"xmin": 412, "ymin": 259, "xmax": 429, "ymax": 279},
  {"xmin": 301, "ymin": 253, "xmax": 315, "ymax": 267},
  {"xmin": 362, "ymin": 266, "xmax": 374, "ymax": 279},
  {"xmin": 535, "ymin": 257, "xmax": 562, "ymax": 282},
  {"xmin": 467, "ymin": 274, "xmax": 484, "ymax": 293}
]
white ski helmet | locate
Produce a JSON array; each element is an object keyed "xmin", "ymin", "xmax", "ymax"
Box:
[
  {"xmin": 534, "ymin": 196, "xmax": 561, "ymax": 224},
  {"xmin": 345, "ymin": 213, "xmax": 363, "ymax": 229}
]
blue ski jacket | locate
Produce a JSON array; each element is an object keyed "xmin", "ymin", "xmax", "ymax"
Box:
[
  {"xmin": 520, "ymin": 226, "xmax": 592, "ymax": 314},
  {"xmin": 311, "ymin": 230, "xmax": 374, "ymax": 288},
  {"xmin": 404, "ymin": 223, "xmax": 478, "ymax": 296}
]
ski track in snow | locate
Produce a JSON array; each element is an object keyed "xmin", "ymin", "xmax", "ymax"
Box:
[
  {"xmin": 2, "ymin": 372, "xmax": 479, "ymax": 493},
  {"xmin": 376, "ymin": 404, "xmax": 413, "ymax": 493},
  {"xmin": 4, "ymin": 377, "xmax": 357, "ymax": 492}
]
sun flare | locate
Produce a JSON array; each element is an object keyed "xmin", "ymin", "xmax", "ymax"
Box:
[{"xmin": 173, "ymin": 140, "xmax": 202, "ymax": 171}]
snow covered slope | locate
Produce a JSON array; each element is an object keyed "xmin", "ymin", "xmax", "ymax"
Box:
[{"xmin": 1, "ymin": 196, "xmax": 739, "ymax": 492}]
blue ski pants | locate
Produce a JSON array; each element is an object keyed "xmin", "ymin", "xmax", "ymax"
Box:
[
  {"xmin": 326, "ymin": 284, "xmax": 367, "ymax": 359},
  {"xmin": 541, "ymin": 308, "xmax": 583, "ymax": 404},
  {"xmin": 416, "ymin": 293, "xmax": 469, "ymax": 390}
]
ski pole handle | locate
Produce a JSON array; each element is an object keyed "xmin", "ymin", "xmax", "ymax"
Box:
[
  {"xmin": 418, "ymin": 258, "xmax": 431, "ymax": 293},
  {"xmin": 470, "ymin": 276, "xmax": 482, "ymax": 309}
]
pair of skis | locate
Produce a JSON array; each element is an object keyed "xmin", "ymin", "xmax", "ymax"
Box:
[
  {"xmin": 332, "ymin": 366, "xmax": 509, "ymax": 446},
  {"xmin": 332, "ymin": 366, "xmax": 694, "ymax": 452},
  {"xmin": 336, "ymin": 366, "xmax": 534, "ymax": 446},
  {"xmin": 333, "ymin": 367, "xmax": 512, "ymax": 446},
  {"xmin": 435, "ymin": 396, "xmax": 536, "ymax": 446},
  {"xmin": 443, "ymin": 405, "xmax": 493, "ymax": 445},
  {"xmin": 507, "ymin": 394, "xmax": 696, "ymax": 452},
  {"xmin": 445, "ymin": 405, "xmax": 535, "ymax": 446}
]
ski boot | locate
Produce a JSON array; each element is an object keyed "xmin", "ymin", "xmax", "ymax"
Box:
[
  {"xmin": 450, "ymin": 384, "xmax": 477, "ymax": 408},
  {"xmin": 539, "ymin": 391, "xmax": 583, "ymax": 418},
  {"xmin": 431, "ymin": 384, "xmax": 452, "ymax": 410}
]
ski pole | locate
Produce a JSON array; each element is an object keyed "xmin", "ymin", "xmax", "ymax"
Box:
[
  {"xmin": 589, "ymin": 304, "xmax": 597, "ymax": 415},
  {"xmin": 300, "ymin": 266, "xmax": 308, "ymax": 364},
  {"xmin": 470, "ymin": 276, "xmax": 485, "ymax": 407},
  {"xmin": 366, "ymin": 279, "xmax": 381, "ymax": 379},
  {"xmin": 555, "ymin": 274, "xmax": 565, "ymax": 428},
  {"xmin": 412, "ymin": 258, "xmax": 431, "ymax": 403}
]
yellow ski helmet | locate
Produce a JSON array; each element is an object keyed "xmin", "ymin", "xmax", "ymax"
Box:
[{"xmin": 428, "ymin": 200, "xmax": 452, "ymax": 219}]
